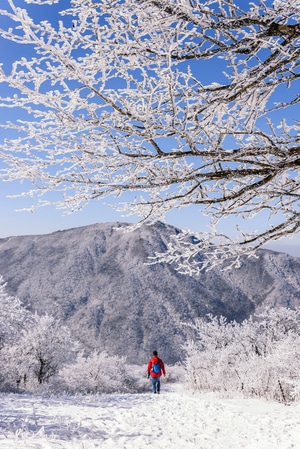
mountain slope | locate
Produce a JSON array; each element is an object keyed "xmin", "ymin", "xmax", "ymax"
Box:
[{"xmin": 0, "ymin": 221, "xmax": 299, "ymax": 364}]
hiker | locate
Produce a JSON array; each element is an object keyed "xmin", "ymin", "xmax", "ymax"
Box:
[{"xmin": 147, "ymin": 350, "xmax": 166, "ymax": 394}]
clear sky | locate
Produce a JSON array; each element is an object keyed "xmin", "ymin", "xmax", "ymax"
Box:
[
  {"xmin": 1, "ymin": 178, "xmax": 300, "ymax": 258},
  {"xmin": 0, "ymin": 0, "xmax": 299, "ymax": 259}
]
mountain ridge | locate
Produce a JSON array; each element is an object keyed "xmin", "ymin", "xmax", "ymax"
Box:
[{"xmin": 0, "ymin": 221, "xmax": 299, "ymax": 364}]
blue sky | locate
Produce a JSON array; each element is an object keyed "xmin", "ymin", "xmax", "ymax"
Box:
[
  {"xmin": 1, "ymin": 178, "xmax": 300, "ymax": 258},
  {"xmin": 0, "ymin": 0, "xmax": 300, "ymax": 259}
]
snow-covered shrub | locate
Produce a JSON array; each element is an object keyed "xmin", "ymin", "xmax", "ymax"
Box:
[
  {"xmin": 0, "ymin": 275, "xmax": 32, "ymax": 348},
  {"xmin": 0, "ymin": 277, "xmax": 136, "ymax": 395},
  {"xmin": 184, "ymin": 308, "xmax": 300, "ymax": 402},
  {"xmin": 2, "ymin": 314, "xmax": 79, "ymax": 392},
  {"xmin": 58, "ymin": 350, "xmax": 134, "ymax": 394},
  {"xmin": 164, "ymin": 363, "xmax": 185, "ymax": 384},
  {"xmin": 0, "ymin": 276, "xmax": 34, "ymax": 391},
  {"xmin": 0, "ymin": 277, "xmax": 81, "ymax": 392}
]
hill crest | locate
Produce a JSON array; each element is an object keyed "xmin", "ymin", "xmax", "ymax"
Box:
[{"xmin": 0, "ymin": 221, "xmax": 299, "ymax": 364}]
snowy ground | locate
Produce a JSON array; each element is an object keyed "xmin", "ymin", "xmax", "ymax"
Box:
[{"xmin": 0, "ymin": 383, "xmax": 300, "ymax": 449}]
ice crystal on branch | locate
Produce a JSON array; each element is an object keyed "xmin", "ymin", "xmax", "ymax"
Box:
[{"xmin": 0, "ymin": 0, "xmax": 300, "ymax": 270}]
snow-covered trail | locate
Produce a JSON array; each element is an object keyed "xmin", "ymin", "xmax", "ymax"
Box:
[{"xmin": 0, "ymin": 387, "xmax": 299, "ymax": 449}]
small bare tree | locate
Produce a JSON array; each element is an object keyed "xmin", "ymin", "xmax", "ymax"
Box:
[{"xmin": 0, "ymin": 0, "xmax": 299, "ymax": 270}]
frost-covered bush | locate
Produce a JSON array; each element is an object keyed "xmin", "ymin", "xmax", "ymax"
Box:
[
  {"xmin": 0, "ymin": 277, "xmax": 136, "ymax": 395},
  {"xmin": 1, "ymin": 314, "xmax": 79, "ymax": 392},
  {"xmin": 0, "ymin": 275, "xmax": 32, "ymax": 348},
  {"xmin": 59, "ymin": 350, "xmax": 134, "ymax": 394},
  {"xmin": 184, "ymin": 308, "xmax": 300, "ymax": 402}
]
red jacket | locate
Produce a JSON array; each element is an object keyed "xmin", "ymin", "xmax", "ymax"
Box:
[{"xmin": 147, "ymin": 356, "xmax": 166, "ymax": 378}]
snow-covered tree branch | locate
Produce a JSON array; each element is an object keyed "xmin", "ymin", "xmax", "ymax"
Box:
[
  {"xmin": 0, "ymin": 275, "xmax": 32, "ymax": 348},
  {"xmin": 0, "ymin": 0, "xmax": 299, "ymax": 269},
  {"xmin": 184, "ymin": 308, "xmax": 300, "ymax": 402}
]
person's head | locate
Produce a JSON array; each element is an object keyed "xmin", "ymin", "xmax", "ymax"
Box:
[{"xmin": 153, "ymin": 350, "xmax": 158, "ymax": 356}]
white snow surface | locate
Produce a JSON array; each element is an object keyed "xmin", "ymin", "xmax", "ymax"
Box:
[{"xmin": 1, "ymin": 384, "xmax": 300, "ymax": 449}]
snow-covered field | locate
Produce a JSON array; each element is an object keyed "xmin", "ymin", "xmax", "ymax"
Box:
[{"xmin": 1, "ymin": 383, "xmax": 299, "ymax": 449}]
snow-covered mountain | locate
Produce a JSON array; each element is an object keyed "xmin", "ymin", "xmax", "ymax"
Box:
[{"xmin": 0, "ymin": 221, "xmax": 299, "ymax": 364}]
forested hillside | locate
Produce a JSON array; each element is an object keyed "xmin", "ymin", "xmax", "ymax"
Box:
[{"xmin": 0, "ymin": 222, "xmax": 299, "ymax": 364}]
